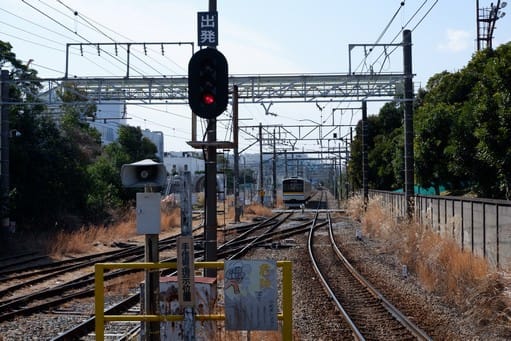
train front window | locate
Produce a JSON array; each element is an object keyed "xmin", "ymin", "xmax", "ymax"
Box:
[{"xmin": 284, "ymin": 180, "xmax": 303, "ymax": 192}]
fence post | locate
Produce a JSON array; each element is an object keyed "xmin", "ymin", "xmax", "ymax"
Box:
[
  {"xmin": 483, "ymin": 202, "xmax": 486, "ymax": 259},
  {"xmin": 496, "ymin": 204, "xmax": 500, "ymax": 268},
  {"xmin": 471, "ymin": 201, "xmax": 475, "ymax": 253},
  {"xmin": 461, "ymin": 201, "xmax": 464, "ymax": 251}
]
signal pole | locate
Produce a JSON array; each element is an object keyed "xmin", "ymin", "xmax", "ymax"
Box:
[
  {"xmin": 204, "ymin": 0, "xmax": 218, "ymax": 278},
  {"xmin": 403, "ymin": 29, "xmax": 415, "ymax": 219},
  {"xmin": 188, "ymin": 0, "xmax": 230, "ymax": 277}
]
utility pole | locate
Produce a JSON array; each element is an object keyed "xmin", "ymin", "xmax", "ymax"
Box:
[
  {"xmin": 361, "ymin": 100, "xmax": 368, "ymax": 206},
  {"xmin": 233, "ymin": 85, "xmax": 241, "ymax": 223},
  {"xmin": 258, "ymin": 123, "xmax": 264, "ymax": 205},
  {"xmin": 339, "ymin": 142, "xmax": 343, "ymax": 203},
  {"xmin": 1, "ymin": 70, "xmax": 10, "ymax": 232},
  {"xmin": 272, "ymin": 129, "xmax": 277, "ymax": 208},
  {"xmin": 120, "ymin": 160, "xmax": 166, "ymax": 341},
  {"xmin": 403, "ymin": 29, "xmax": 415, "ymax": 219},
  {"xmin": 348, "ymin": 127, "xmax": 353, "ymax": 197}
]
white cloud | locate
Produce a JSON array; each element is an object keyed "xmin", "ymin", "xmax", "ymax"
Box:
[{"xmin": 438, "ymin": 29, "xmax": 471, "ymax": 52}]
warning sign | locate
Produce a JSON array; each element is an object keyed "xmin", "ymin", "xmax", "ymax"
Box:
[{"xmin": 224, "ymin": 260, "xmax": 278, "ymax": 330}]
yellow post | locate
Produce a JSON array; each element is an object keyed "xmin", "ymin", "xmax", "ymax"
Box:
[
  {"xmin": 280, "ymin": 261, "xmax": 293, "ymax": 340},
  {"xmin": 94, "ymin": 261, "xmax": 293, "ymax": 340},
  {"xmin": 95, "ymin": 264, "xmax": 104, "ymax": 340}
]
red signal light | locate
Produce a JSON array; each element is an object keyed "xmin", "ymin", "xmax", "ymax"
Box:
[{"xmin": 202, "ymin": 92, "xmax": 215, "ymax": 105}]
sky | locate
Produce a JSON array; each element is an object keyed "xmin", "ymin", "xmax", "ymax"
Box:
[{"xmin": 2, "ymin": 0, "xmax": 511, "ymax": 153}]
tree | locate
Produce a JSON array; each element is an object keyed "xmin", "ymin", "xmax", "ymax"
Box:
[
  {"xmin": 469, "ymin": 45, "xmax": 511, "ymax": 198},
  {"xmin": 413, "ymin": 43, "xmax": 511, "ymax": 199},
  {"xmin": 87, "ymin": 125, "xmax": 160, "ymax": 209},
  {"xmin": 414, "ymin": 103, "xmax": 456, "ymax": 194},
  {"xmin": 348, "ymin": 102, "xmax": 404, "ymax": 191},
  {"xmin": 4, "ymin": 40, "xmax": 163, "ymax": 231},
  {"xmin": 118, "ymin": 125, "xmax": 158, "ymax": 161}
]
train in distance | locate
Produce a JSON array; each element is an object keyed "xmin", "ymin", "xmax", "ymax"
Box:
[{"xmin": 282, "ymin": 176, "xmax": 313, "ymax": 209}]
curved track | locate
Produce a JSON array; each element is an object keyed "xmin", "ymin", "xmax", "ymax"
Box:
[
  {"xmin": 308, "ymin": 210, "xmax": 432, "ymax": 340},
  {"xmin": 1, "ymin": 197, "xmax": 434, "ymax": 339}
]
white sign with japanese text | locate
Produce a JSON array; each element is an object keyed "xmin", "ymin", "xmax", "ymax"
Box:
[
  {"xmin": 197, "ymin": 11, "xmax": 218, "ymax": 47},
  {"xmin": 177, "ymin": 236, "xmax": 195, "ymax": 307}
]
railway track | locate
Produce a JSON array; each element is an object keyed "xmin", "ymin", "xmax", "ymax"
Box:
[
  {"xmin": 1, "ymin": 202, "xmax": 434, "ymax": 340},
  {"xmin": 308, "ymin": 210, "xmax": 432, "ymax": 340},
  {"xmin": 0, "ymin": 234, "xmax": 185, "ymax": 316},
  {"xmin": 0, "ymin": 211, "xmax": 306, "ymax": 339}
]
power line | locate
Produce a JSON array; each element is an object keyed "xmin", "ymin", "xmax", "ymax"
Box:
[
  {"xmin": 0, "ymin": 19, "xmax": 71, "ymax": 49},
  {"xmin": 352, "ymin": 1, "xmax": 405, "ymax": 74},
  {"xmin": 0, "ymin": 7, "xmax": 121, "ymax": 76},
  {"xmin": 21, "ymin": 0, "xmax": 86, "ymax": 41},
  {"xmin": 371, "ymin": 0, "xmax": 439, "ymax": 75},
  {"xmin": 134, "ymin": 104, "xmax": 190, "ymax": 120},
  {"xmin": 411, "ymin": 0, "xmax": 439, "ymax": 32},
  {"xmin": 31, "ymin": 61, "xmax": 65, "ymax": 74},
  {"xmin": 0, "ymin": 31, "xmax": 65, "ymax": 53},
  {"xmin": 21, "ymin": 0, "xmax": 148, "ymax": 77},
  {"xmin": 56, "ymin": 0, "xmax": 186, "ymax": 76},
  {"xmin": 0, "ymin": 31, "xmax": 121, "ymax": 77},
  {"xmin": 0, "ymin": 7, "xmax": 79, "ymax": 42},
  {"xmin": 128, "ymin": 113, "xmax": 190, "ymax": 139}
]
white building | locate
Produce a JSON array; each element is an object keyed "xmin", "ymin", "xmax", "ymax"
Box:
[
  {"xmin": 38, "ymin": 89, "xmax": 164, "ymax": 161},
  {"xmin": 163, "ymin": 152, "xmax": 204, "ymax": 176}
]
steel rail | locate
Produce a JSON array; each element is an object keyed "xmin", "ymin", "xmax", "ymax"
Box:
[
  {"xmin": 307, "ymin": 210, "xmax": 365, "ymax": 340},
  {"xmin": 51, "ymin": 212, "xmax": 296, "ymax": 339},
  {"xmin": 327, "ymin": 213, "xmax": 432, "ymax": 340}
]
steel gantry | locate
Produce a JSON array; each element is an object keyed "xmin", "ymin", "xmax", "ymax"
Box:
[{"xmin": 32, "ymin": 72, "xmax": 404, "ymax": 106}]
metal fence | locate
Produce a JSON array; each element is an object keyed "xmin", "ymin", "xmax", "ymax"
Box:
[{"xmin": 368, "ymin": 190, "xmax": 511, "ymax": 269}]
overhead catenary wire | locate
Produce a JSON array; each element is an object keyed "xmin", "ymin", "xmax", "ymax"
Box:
[
  {"xmin": 129, "ymin": 113, "xmax": 190, "ymax": 138},
  {"xmin": 0, "ymin": 7, "xmax": 122, "ymax": 76},
  {"xmin": 0, "ymin": 7, "xmax": 80, "ymax": 43},
  {"xmin": 351, "ymin": 1, "xmax": 405, "ymax": 75},
  {"xmin": 348, "ymin": 0, "xmax": 439, "ymax": 108},
  {"xmin": 21, "ymin": 0, "xmax": 149, "ymax": 77},
  {"xmin": 369, "ymin": 0, "xmax": 439, "ymax": 74},
  {"xmin": 0, "ymin": 19, "xmax": 71, "ymax": 48},
  {"xmin": 56, "ymin": 0, "xmax": 188, "ymax": 76},
  {"xmin": 0, "ymin": 31, "xmax": 121, "ymax": 77}
]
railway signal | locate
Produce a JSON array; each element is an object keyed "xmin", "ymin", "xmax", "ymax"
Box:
[{"xmin": 188, "ymin": 47, "xmax": 228, "ymax": 119}]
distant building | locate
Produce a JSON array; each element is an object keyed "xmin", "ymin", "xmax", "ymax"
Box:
[
  {"xmin": 163, "ymin": 151, "xmax": 204, "ymax": 176},
  {"xmin": 88, "ymin": 101, "xmax": 127, "ymax": 145},
  {"xmin": 142, "ymin": 130, "xmax": 164, "ymax": 162},
  {"xmin": 163, "ymin": 152, "xmax": 225, "ymax": 198},
  {"xmin": 37, "ymin": 89, "xmax": 163, "ymax": 161}
]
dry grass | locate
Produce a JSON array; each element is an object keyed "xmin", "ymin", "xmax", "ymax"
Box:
[
  {"xmin": 48, "ymin": 207, "xmax": 181, "ymax": 257},
  {"xmin": 243, "ymin": 203, "xmax": 273, "ymax": 217},
  {"xmin": 46, "ymin": 201, "xmax": 275, "ymax": 258},
  {"xmin": 347, "ymin": 195, "xmax": 507, "ymax": 312},
  {"xmin": 346, "ymin": 194, "xmax": 366, "ymax": 220}
]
